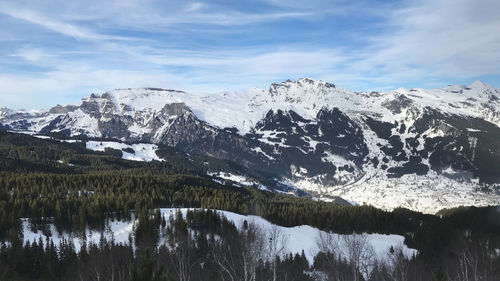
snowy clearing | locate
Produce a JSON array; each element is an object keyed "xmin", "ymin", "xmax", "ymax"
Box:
[
  {"xmin": 21, "ymin": 208, "xmax": 417, "ymax": 264},
  {"xmin": 86, "ymin": 141, "xmax": 162, "ymax": 162}
]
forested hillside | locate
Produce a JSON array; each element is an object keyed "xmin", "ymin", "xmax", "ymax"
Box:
[{"xmin": 0, "ymin": 130, "xmax": 499, "ymax": 280}]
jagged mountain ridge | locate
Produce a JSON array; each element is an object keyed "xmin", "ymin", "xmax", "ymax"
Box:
[{"xmin": 2, "ymin": 78, "xmax": 500, "ymax": 213}]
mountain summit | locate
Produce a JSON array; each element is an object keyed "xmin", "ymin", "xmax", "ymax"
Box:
[{"xmin": 469, "ymin": 79, "xmax": 487, "ymax": 89}]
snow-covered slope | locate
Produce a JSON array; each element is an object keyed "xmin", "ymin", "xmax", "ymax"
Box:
[
  {"xmin": 22, "ymin": 208, "xmax": 417, "ymax": 263},
  {"xmin": 2, "ymin": 79, "xmax": 500, "ymax": 213},
  {"xmin": 86, "ymin": 141, "xmax": 162, "ymax": 162}
]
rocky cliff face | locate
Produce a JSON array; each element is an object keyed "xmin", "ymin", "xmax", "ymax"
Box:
[{"xmin": 2, "ymin": 79, "xmax": 499, "ymax": 213}]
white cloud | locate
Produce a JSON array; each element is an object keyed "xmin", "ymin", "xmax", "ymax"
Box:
[
  {"xmin": 0, "ymin": 3, "xmax": 137, "ymax": 41},
  {"xmin": 362, "ymin": 0, "xmax": 500, "ymax": 79},
  {"xmin": 185, "ymin": 2, "xmax": 204, "ymax": 13},
  {"xmin": 11, "ymin": 48, "xmax": 52, "ymax": 63},
  {"xmin": 0, "ymin": 0, "xmax": 313, "ymax": 34}
]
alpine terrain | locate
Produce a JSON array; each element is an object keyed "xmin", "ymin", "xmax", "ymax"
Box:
[{"xmin": 2, "ymin": 78, "xmax": 500, "ymax": 213}]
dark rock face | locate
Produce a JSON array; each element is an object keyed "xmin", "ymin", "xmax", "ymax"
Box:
[
  {"xmin": 7, "ymin": 119, "xmax": 32, "ymax": 131},
  {"xmin": 48, "ymin": 105, "xmax": 78, "ymax": 114},
  {"xmin": 414, "ymin": 110, "xmax": 500, "ymax": 183},
  {"xmin": 81, "ymin": 96, "xmax": 105, "ymax": 118},
  {"xmin": 382, "ymin": 94, "xmax": 413, "ymax": 114},
  {"xmin": 97, "ymin": 117, "xmax": 131, "ymax": 140},
  {"xmin": 243, "ymin": 108, "xmax": 368, "ymax": 185},
  {"xmin": 161, "ymin": 103, "xmax": 192, "ymax": 116},
  {"xmin": 360, "ymin": 107, "xmax": 500, "ymax": 182},
  {"xmin": 386, "ymin": 156, "xmax": 429, "ymax": 178},
  {"xmin": 364, "ymin": 117, "xmax": 409, "ymax": 164},
  {"xmin": 156, "ymin": 110, "xmax": 271, "ymax": 172},
  {"xmin": 41, "ymin": 116, "xmax": 66, "ymax": 134},
  {"xmin": 316, "ymin": 108, "xmax": 368, "ymax": 165}
]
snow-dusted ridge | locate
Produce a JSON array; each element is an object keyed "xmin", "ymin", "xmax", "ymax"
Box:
[
  {"xmin": 15, "ymin": 78, "xmax": 497, "ymax": 137},
  {"xmin": 133, "ymin": 79, "xmax": 497, "ymax": 134},
  {"xmin": 3, "ymin": 78, "xmax": 500, "ymax": 137}
]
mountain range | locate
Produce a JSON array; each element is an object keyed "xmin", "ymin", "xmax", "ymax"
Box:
[{"xmin": 2, "ymin": 78, "xmax": 499, "ymax": 213}]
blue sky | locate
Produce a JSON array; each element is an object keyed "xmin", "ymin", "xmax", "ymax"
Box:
[{"xmin": 1, "ymin": 0, "xmax": 500, "ymax": 109}]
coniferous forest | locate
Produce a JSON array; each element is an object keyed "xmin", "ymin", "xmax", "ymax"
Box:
[{"xmin": 0, "ymin": 130, "xmax": 499, "ymax": 280}]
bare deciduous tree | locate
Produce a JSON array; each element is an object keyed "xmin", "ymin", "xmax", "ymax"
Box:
[
  {"xmin": 267, "ymin": 225, "xmax": 288, "ymax": 281},
  {"xmin": 316, "ymin": 231, "xmax": 340, "ymax": 264},
  {"xmin": 169, "ymin": 229, "xmax": 203, "ymax": 281},
  {"xmin": 315, "ymin": 230, "xmax": 364, "ymax": 281},
  {"xmin": 455, "ymin": 238, "xmax": 497, "ymax": 281},
  {"xmin": 388, "ymin": 245, "xmax": 411, "ymax": 281},
  {"xmin": 342, "ymin": 233, "xmax": 374, "ymax": 281},
  {"xmin": 211, "ymin": 221, "xmax": 266, "ymax": 281},
  {"xmin": 211, "ymin": 238, "xmax": 238, "ymax": 281}
]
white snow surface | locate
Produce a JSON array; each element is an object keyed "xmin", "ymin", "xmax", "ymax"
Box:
[
  {"xmin": 21, "ymin": 208, "xmax": 417, "ymax": 263},
  {"xmin": 294, "ymin": 171, "xmax": 500, "ymax": 214},
  {"xmin": 86, "ymin": 141, "xmax": 162, "ymax": 162}
]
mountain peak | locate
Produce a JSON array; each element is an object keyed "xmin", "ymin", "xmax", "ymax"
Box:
[
  {"xmin": 296, "ymin": 77, "xmax": 318, "ymax": 85},
  {"xmin": 292, "ymin": 78, "xmax": 336, "ymax": 88},
  {"xmin": 269, "ymin": 78, "xmax": 337, "ymax": 97},
  {"xmin": 0, "ymin": 107, "xmax": 14, "ymax": 117},
  {"xmin": 469, "ymin": 80, "xmax": 487, "ymax": 89}
]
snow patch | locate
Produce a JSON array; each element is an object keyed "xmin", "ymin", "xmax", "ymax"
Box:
[
  {"xmin": 86, "ymin": 141, "xmax": 162, "ymax": 162},
  {"xmin": 207, "ymin": 171, "xmax": 270, "ymax": 191}
]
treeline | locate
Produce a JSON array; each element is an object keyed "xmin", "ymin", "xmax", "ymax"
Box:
[
  {"xmin": 0, "ymin": 130, "xmax": 500, "ymax": 273},
  {"xmin": 4, "ymin": 168, "xmax": 493, "ymax": 260},
  {"xmin": 1, "ymin": 209, "xmax": 499, "ymax": 281},
  {"xmin": 0, "ymin": 171, "xmax": 419, "ymax": 238},
  {"xmin": 0, "ymin": 171, "xmax": 253, "ymax": 234},
  {"xmin": 0, "ymin": 130, "xmax": 271, "ymax": 182}
]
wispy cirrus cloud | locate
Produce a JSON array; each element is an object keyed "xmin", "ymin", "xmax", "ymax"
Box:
[
  {"xmin": 0, "ymin": 4, "xmax": 130, "ymax": 41},
  {"xmin": 358, "ymin": 0, "xmax": 500, "ymax": 80}
]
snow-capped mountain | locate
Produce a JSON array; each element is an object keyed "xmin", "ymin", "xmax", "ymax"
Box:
[{"xmin": 2, "ymin": 78, "xmax": 500, "ymax": 213}]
